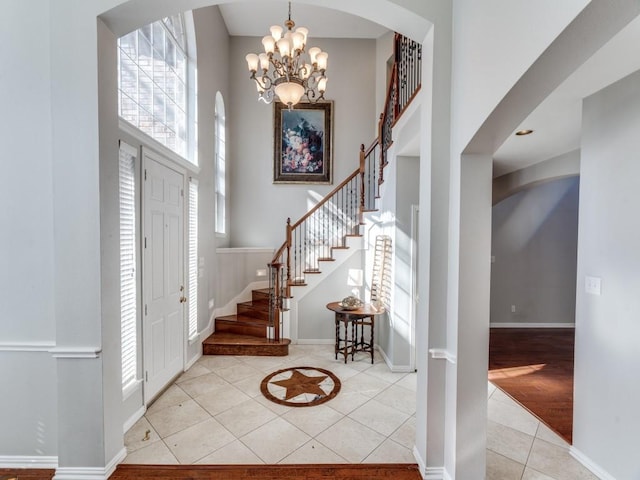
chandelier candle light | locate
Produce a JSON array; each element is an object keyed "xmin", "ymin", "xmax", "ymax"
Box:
[{"xmin": 245, "ymin": 2, "xmax": 328, "ymax": 109}]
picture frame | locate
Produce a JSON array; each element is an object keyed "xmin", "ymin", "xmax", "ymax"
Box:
[{"xmin": 273, "ymin": 101, "xmax": 333, "ymax": 184}]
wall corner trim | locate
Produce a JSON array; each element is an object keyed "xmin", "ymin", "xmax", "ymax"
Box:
[
  {"xmin": 0, "ymin": 341, "xmax": 56, "ymax": 352},
  {"xmin": 428, "ymin": 348, "xmax": 457, "ymax": 364},
  {"xmin": 49, "ymin": 346, "xmax": 102, "ymax": 358},
  {"xmin": 53, "ymin": 448, "xmax": 126, "ymax": 480}
]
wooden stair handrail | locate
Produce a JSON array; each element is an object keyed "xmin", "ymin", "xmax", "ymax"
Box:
[{"xmin": 290, "ymin": 168, "xmax": 360, "ymax": 230}]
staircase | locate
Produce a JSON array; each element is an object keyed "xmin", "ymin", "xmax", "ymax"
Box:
[
  {"xmin": 203, "ymin": 288, "xmax": 290, "ymax": 356},
  {"xmin": 203, "ymin": 33, "xmax": 421, "ymax": 356}
]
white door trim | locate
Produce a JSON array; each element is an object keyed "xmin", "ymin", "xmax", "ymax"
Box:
[{"xmin": 410, "ymin": 204, "xmax": 419, "ymax": 372}]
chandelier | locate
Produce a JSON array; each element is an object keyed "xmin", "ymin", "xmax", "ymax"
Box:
[{"xmin": 245, "ymin": 2, "xmax": 328, "ymax": 109}]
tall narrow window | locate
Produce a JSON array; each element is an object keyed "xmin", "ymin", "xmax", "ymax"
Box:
[
  {"xmin": 215, "ymin": 92, "xmax": 226, "ymax": 235},
  {"xmin": 119, "ymin": 141, "xmax": 138, "ymax": 392},
  {"xmin": 117, "ymin": 14, "xmax": 197, "ymax": 163},
  {"xmin": 187, "ymin": 177, "xmax": 198, "ymax": 340}
]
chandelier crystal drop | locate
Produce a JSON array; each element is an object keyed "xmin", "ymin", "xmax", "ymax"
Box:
[{"xmin": 245, "ymin": 2, "xmax": 328, "ymax": 109}]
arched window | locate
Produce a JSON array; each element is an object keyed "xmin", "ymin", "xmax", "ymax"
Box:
[
  {"xmin": 215, "ymin": 92, "xmax": 226, "ymax": 235},
  {"xmin": 117, "ymin": 13, "xmax": 197, "ymax": 163}
]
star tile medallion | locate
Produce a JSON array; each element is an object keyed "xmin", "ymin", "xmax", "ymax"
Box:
[{"xmin": 260, "ymin": 366, "xmax": 341, "ymax": 407}]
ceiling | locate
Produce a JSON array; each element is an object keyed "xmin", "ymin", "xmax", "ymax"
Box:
[
  {"xmin": 219, "ymin": 2, "xmax": 640, "ymax": 178},
  {"xmin": 493, "ymin": 13, "xmax": 640, "ymax": 177},
  {"xmin": 218, "ymin": 1, "xmax": 388, "ymax": 39}
]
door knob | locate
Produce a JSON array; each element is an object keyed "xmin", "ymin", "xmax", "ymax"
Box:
[{"xmin": 179, "ymin": 296, "xmax": 187, "ymax": 303}]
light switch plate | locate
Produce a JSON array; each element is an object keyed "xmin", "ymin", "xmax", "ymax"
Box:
[{"xmin": 585, "ymin": 276, "xmax": 601, "ymax": 296}]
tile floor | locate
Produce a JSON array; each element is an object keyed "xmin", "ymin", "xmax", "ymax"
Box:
[{"xmin": 124, "ymin": 344, "xmax": 598, "ymax": 479}]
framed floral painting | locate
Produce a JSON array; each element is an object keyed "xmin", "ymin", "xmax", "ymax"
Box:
[{"xmin": 273, "ymin": 101, "xmax": 333, "ymax": 184}]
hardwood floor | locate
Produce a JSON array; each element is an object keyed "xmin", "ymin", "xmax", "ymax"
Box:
[
  {"xmin": 488, "ymin": 328, "xmax": 574, "ymax": 443},
  {"xmin": 0, "ymin": 469, "xmax": 54, "ymax": 480},
  {"xmin": 109, "ymin": 464, "xmax": 422, "ymax": 479},
  {"xmin": 0, "ymin": 465, "xmax": 422, "ymax": 480}
]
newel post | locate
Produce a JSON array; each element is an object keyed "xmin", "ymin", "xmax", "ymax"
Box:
[
  {"xmin": 272, "ymin": 262, "xmax": 281, "ymax": 342},
  {"xmin": 285, "ymin": 217, "xmax": 292, "ymax": 298}
]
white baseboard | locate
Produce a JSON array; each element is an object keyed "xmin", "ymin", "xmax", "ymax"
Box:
[
  {"xmin": 185, "ymin": 348, "xmax": 201, "ymax": 370},
  {"xmin": 490, "ymin": 322, "xmax": 575, "ymax": 328},
  {"xmin": 53, "ymin": 448, "xmax": 126, "ymax": 480},
  {"xmin": 376, "ymin": 344, "xmax": 414, "ymax": 372},
  {"xmin": 413, "ymin": 444, "xmax": 447, "ymax": 480},
  {"xmin": 412, "ymin": 446, "xmax": 427, "ymax": 479},
  {"xmin": 0, "ymin": 455, "xmax": 57, "ymax": 469},
  {"xmin": 423, "ymin": 467, "xmax": 447, "ymax": 480},
  {"xmin": 296, "ymin": 339, "xmax": 334, "ymax": 345},
  {"xmin": 201, "ymin": 315, "xmax": 214, "ymax": 340},
  {"xmin": 570, "ymin": 446, "xmax": 615, "ymax": 480},
  {"xmin": 123, "ymin": 405, "xmax": 146, "ymax": 433}
]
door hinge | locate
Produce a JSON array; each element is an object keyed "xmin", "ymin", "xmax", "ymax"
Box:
[
  {"xmin": 145, "ymin": 371, "xmax": 148, "ymax": 382},
  {"xmin": 181, "ymin": 188, "xmax": 184, "ymax": 197},
  {"xmin": 145, "ymin": 304, "xmax": 147, "ymax": 316},
  {"xmin": 144, "ymin": 237, "xmax": 147, "ymax": 249},
  {"xmin": 144, "ymin": 169, "xmax": 147, "ymax": 181}
]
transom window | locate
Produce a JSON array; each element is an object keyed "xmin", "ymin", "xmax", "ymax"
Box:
[{"xmin": 118, "ymin": 14, "xmax": 195, "ymax": 162}]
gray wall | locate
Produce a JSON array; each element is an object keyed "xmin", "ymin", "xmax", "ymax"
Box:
[
  {"xmin": 574, "ymin": 68, "xmax": 640, "ymax": 480},
  {"xmin": 490, "ymin": 176, "xmax": 579, "ymax": 326},
  {"xmin": 194, "ymin": 5, "xmax": 231, "ymax": 328},
  {"xmin": 228, "ymin": 36, "xmax": 377, "ymax": 248},
  {"xmin": 214, "ymin": 248, "xmax": 272, "ymax": 311},
  {"xmin": 297, "ymin": 253, "xmax": 364, "ymax": 341}
]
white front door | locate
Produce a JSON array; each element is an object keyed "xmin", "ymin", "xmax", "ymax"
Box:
[{"xmin": 143, "ymin": 148, "xmax": 185, "ymax": 403}]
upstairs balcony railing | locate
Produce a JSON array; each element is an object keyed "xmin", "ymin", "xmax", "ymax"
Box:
[{"xmin": 268, "ymin": 33, "xmax": 421, "ymax": 342}]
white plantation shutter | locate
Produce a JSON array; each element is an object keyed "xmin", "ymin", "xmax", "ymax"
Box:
[
  {"xmin": 187, "ymin": 177, "xmax": 198, "ymax": 339},
  {"xmin": 119, "ymin": 141, "xmax": 138, "ymax": 390}
]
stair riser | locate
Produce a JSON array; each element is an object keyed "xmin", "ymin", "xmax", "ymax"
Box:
[
  {"xmin": 203, "ymin": 343, "xmax": 288, "ymax": 356},
  {"xmin": 251, "ymin": 291, "xmax": 270, "ymax": 305},
  {"xmin": 237, "ymin": 304, "xmax": 270, "ymax": 321},
  {"xmin": 215, "ymin": 321, "xmax": 266, "ymax": 337}
]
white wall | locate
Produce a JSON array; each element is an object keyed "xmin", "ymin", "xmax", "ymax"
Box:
[
  {"xmin": 0, "ymin": 0, "xmax": 58, "ymax": 459},
  {"xmin": 214, "ymin": 248, "xmax": 272, "ymax": 311},
  {"xmin": 574, "ymin": 68, "xmax": 640, "ymax": 480},
  {"xmin": 228, "ymin": 36, "xmax": 377, "ymax": 248},
  {"xmin": 491, "ymin": 176, "xmax": 579, "ymax": 326},
  {"xmin": 373, "ymin": 155, "xmax": 419, "ymax": 370},
  {"xmin": 297, "ymin": 254, "xmax": 364, "ymax": 342},
  {"xmin": 450, "ymin": 0, "xmax": 590, "ymax": 153}
]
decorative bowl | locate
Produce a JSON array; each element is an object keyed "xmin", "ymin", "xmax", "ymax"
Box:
[{"xmin": 339, "ymin": 296, "xmax": 363, "ymax": 310}]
